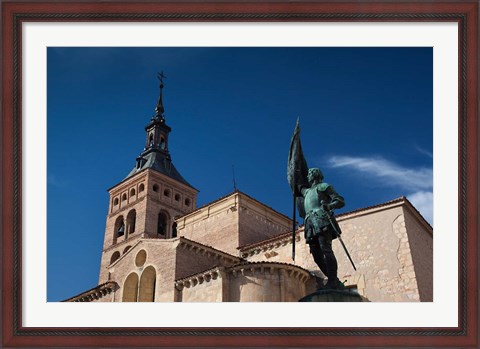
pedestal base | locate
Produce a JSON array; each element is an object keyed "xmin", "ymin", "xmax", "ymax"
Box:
[{"xmin": 299, "ymin": 288, "xmax": 364, "ymax": 302}]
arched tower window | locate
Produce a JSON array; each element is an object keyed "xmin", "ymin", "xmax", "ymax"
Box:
[
  {"xmin": 149, "ymin": 133, "xmax": 154, "ymax": 147},
  {"xmin": 110, "ymin": 251, "xmax": 120, "ymax": 265},
  {"xmin": 139, "ymin": 183, "xmax": 145, "ymax": 193},
  {"xmin": 157, "ymin": 211, "xmax": 169, "ymax": 237},
  {"xmin": 126, "ymin": 209, "xmax": 136, "ymax": 236},
  {"xmin": 122, "ymin": 273, "xmax": 139, "ymax": 302},
  {"xmin": 138, "ymin": 266, "xmax": 156, "ymax": 302},
  {"xmin": 172, "ymin": 222, "xmax": 177, "ymax": 238},
  {"xmin": 113, "ymin": 216, "xmax": 125, "ymax": 244}
]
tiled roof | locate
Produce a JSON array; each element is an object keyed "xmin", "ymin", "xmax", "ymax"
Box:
[{"xmin": 124, "ymin": 151, "xmax": 196, "ymax": 190}]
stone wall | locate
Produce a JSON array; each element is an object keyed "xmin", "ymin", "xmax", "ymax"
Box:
[
  {"xmin": 176, "ymin": 263, "xmax": 311, "ymax": 302},
  {"xmin": 177, "ymin": 195, "xmax": 240, "ymax": 255},
  {"xmin": 237, "ymin": 194, "xmax": 292, "ymax": 248},
  {"xmin": 174, "ymin": 239, "xmax": 240, "ymax": 280},
  {"xmin": 176, "ymin": 192, "xmax": 291, "ymax": 256},
  {"xmin": 105, "ymin": 239, "xmax": 178, "ymax": 302},
  {"xmin": 403, "ymin": 206, "xmax": 433, "ymax": 301},
  {"xmin": 98, "ymin": 234, "xmax": 143, "ymax": 284},
  {"xmin": 175, "ymin": 268, "xmax": 225, "ymax": 302},
  {"xmin": 241, "ymin": 200, "xmax": 432, "ymax": 302}
]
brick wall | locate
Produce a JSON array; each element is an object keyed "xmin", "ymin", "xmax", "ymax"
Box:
[
  {"xmin": 177, "ymin": 195, "xmax": 240, "ymax": 255},
  {"xmin": 177, "ymin": 192, "xmax": 292, "ymax": 256}
]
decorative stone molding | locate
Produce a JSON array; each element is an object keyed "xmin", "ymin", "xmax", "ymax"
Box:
[
  {"xmin": 175, "ymin": 267, "xmax": 223, "ymax": 290},
  {"xmin": 174, "ymin": 262, "xmax": 311, "ymax": 291},
  {"xmin": 63, "ymin": 281, "xmax": 119, "ymax": 302},
  {"xmin": 239, "ymin": 231, "xmax": 301, "ymax": 258},
  {"xmin": 228, "ymin": 262, "xmax": 310, "ymax": 283}
]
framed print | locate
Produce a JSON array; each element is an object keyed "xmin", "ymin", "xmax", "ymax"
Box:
[{"xmin": 2, "ymin": 1, "xmax": 478, "ymax": 347}]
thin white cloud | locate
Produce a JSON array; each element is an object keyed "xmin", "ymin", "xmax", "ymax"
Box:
[
  {"xmin": 326, "ymin": 155, "xmax": 433, "ymax": 224},
  {"xmin": 414, "ymin": 144, "xmax": 433, "ymax": 159},
  {"xmin": 407, "ymin": 191, "xmax": 433, "ymax": 225},
  {"xmin": 327, "ymin": 155, "xmax": 432, "ymax": 191},
  {"xmin": 48, "ymin": 174, "xmax": 68, "ymax": 188}
]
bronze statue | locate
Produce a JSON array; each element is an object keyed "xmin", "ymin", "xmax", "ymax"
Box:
[
  {"xmin": 288, "ymin": 120, "xmax": 354, "ymax": 290},
  {"xmin": 300, "ymin": 168, "xmax": 345, "ymax": 289}
]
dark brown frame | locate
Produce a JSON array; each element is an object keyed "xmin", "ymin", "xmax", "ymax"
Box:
[{"xmin": 2, "ymin": 1, "xmax": 478, "ymax": 347}]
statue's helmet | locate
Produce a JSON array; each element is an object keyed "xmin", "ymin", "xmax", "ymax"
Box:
[{"xmin": 308, "ymin": 168, "xmax": 324, "ymax": 182}]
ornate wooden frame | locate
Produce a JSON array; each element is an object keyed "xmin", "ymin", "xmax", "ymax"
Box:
[{"xmin": 2, "ymin": 1, "xmax": 478, "ymax": 347}]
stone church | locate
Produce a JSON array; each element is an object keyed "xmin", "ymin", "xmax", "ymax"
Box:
[{"xmin": 65, "ymin": 79, "xmax": 433, "ymax": 303}]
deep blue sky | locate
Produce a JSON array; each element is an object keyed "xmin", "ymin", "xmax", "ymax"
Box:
[{"xmin": 47, "ymin": 47, "xmax": 432, "ymax": 301}]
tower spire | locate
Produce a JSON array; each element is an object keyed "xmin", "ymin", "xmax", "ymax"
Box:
[{"xmin": 155, "ymin": 71, "xmax": 166, "ymax": 117}]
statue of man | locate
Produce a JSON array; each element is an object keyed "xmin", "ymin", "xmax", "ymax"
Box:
[{"xmin": 299, "ymin": 168, "xmax": 345, "ymax": 289}]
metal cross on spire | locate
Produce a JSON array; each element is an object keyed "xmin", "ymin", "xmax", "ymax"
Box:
[
  {"xmin": 155, "ymin": 71, "xmax": 166, "ymax": 116},
  {"xmin": 157, "ymin": 71, "xmax": 166, "ymax": 86}
]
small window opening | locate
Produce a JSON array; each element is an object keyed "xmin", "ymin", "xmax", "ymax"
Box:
[
  {"xmin": 174, "ymin": 194, "xmax": 180, "ymax": 202},
  {"xmin": 153, "ymin": 184, "xmax": 159, "ymax": 192},
  {"xmin": 121, "ymin": 193, "xmax": 127, "ymax": 201},
  {"xmin": 127, "ymin": 210, "xmax": 136, "ymax": 234},
  {"xmin": 185, "ymin": 198, "xmax": 191, "ymax": 206},
  {"xmin": 110, "ymin": 251, "xmax": 120, "ymax": 264},
  {"xmin": 157, "ymin": 212, "xmax": 168, "ymax": 236},
  {"xmin": 113, "ymin": 198, "xmax": 119, "ymax": 205},
  {"xmin": 164, "ymin": 189, "xmax": 171, "ymax": 197},
  {"xmin": 139, "ymin": 183, "xmax": 145, "ymax": 192},
  {"xmin": 117, "ymin": 222, "xmax": 125, "ymax": 237},
  {"xmin": 130, "ymin": 188, "xmax": 136, "ymax": 197},
  {"xmin": 172, "ymin": 222, "xmax": 177, "ymax": 238}
]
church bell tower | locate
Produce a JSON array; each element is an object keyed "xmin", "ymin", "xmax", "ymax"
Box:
[{"xmin": 98, "ymin": 73, "xmax": 198, "ymax": 284}]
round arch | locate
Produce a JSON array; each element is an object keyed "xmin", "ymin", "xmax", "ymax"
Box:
[
  {"xmin": 113, "ymin": 215, "xmax": 125, "ymax": 244},
  {"xmin": 138, "ymin": 266, "xmax": 157, "ymax": 302},
  {"xmin": 110, "ymin": 251, "xmax": 121, "ymax": 265},
  {"xmin": 122, "ymin": 272, "xmax": 139, "ymax": 302},
  {"xmin": 126, "ymin": 209, "xmax": 136, "ymax": 236},
  {"xmin": 157, "ymin": 210, "xmax": 171, "ymax": 238}
]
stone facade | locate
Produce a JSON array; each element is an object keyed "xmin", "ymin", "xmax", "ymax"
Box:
[
  {"xmin": 98, "ymin": 168, "xmax": 198, "ymax": 284},
  {"xmin": 68, "ymin": 191, "xmax": 433, "ymax": 303},
  {"xmin": 240, "ymin": 197, "xmax": 433, "ymax": 302},
  {"xmin": 175, "ymin": 262, "xmax": 311, "ymax": 302},
  {"xmin": 177, "ymin": 191, "xmax": 292, "ymax": 256}
]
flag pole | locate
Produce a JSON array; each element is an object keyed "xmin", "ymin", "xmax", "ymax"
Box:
[{"xmin": 292, "ymin": 171, "xmax": 296, "ymax": 262}]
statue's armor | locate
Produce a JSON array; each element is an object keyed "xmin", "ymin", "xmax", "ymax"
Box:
[{"xmin": 303, "ymin": 183, "xmax": 344, "ymax": 243}]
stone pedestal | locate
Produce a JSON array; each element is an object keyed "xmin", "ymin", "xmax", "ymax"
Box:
[{"xmin": 299, "ymin": 288, "xmax": 364, "ymax": 302}]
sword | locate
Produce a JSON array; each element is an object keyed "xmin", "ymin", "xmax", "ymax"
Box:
[{"xmin": 322, "ymin": 202, "xmax": 357, "ymax": 271}]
